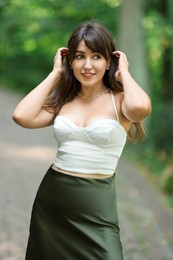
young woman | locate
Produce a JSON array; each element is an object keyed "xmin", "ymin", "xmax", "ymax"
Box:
[{"xmin": 13, "ymin": 21, "xmax": 151, "ymax": 260}]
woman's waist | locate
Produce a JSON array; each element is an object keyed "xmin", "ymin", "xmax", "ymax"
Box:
[
  {"xmin": 54, "ymin": 155, "xmax": 118, "ymax": 176},
  {"xmin": 51, "ymin": 165, "xmax": 114, "ymax": 179}
]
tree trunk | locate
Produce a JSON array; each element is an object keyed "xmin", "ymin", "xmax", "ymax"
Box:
[
  {"xmin": 118, "ymin": 0, "xmax": 150, "ymax": 95},
  {"xmin": 118, "ymin": 0, "xmax": 150, "ymax": 128}
]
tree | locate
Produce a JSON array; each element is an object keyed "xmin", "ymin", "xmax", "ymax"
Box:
[
  {"xmin": 118, "ymin": 0, "xmax": 150, "ymax": 130},
  {"xmin": 144, "ymin": 0, "xmax": 173, "ymax": 152},
  {"xmin": 118, "ymin": 0, "xmax": 150, "ymax": 94},
  {"xmin": 0, "ymin": 0, "xmax": 119, "ymax": 92}
]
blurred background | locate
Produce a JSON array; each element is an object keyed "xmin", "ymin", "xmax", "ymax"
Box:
[
  {"xmin": 1, "ymin": 0, "xmax": 173, "ymax": 205},
  {"xmin": 0, "ymin": 0, "xmax": 173, "ymax": 259}
]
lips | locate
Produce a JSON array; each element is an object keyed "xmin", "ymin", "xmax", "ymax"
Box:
[{"xmin": 82, "ymin": 73, "xmax": 95, "ymax": 79}]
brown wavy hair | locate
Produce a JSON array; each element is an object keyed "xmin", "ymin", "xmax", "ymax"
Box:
[{"xmin": 44, "ymin": 20, "xmax": 145, "ymax": 141}]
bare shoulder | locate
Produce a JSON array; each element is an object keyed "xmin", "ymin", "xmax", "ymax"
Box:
[{"xmin": 112, "ymin": 91, "xmax": 132, "ymax": 133}]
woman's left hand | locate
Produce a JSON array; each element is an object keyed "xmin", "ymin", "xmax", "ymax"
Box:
[{"xmin": 112, "ymin": 51, "xmax": 129, "ymax": 83}]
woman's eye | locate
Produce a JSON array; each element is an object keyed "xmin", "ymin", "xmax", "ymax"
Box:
[
  {"xmin": 75, "ymin": 54, "xmax": 84, "ymax": 59},
  {"xmin": 93, "ymin": 54, "xmax": 101, "ymax": 60}
]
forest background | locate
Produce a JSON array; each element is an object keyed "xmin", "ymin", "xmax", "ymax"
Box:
[{"xmin": 0, "ymin": 0, "xmax": 173, "ymax": 204}]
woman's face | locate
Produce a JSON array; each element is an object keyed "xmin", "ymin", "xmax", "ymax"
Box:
[{"xmin": 71, "ymin": 40, "xmax": 110, "ymax": 89}]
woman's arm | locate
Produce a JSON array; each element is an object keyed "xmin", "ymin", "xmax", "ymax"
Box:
[
  {"xmin": 113, "ymin": 51, "xmax": 151, "ymax": 122},
  {"xmin": 13, "ymin": 47, "xmax": 68, "ymax": 128}
]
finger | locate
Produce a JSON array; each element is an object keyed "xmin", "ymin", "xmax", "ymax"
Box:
[
  {"xmin": 61, "ymin": 51, "xmax": 69, "ymax": 58},
  {"xmin": 112, "ymin": 51, "xmax": 120, "ymax": 58},
  {"xmin": 54, "ymin": 48, "xmax": 68, "ymax": 58},
  {"xmin": 112, "ymin": 51, "xmax": 126, "ymax": 58},
  {"xmin": 61, "ymin": 48, "xmax": 69, "ymax": 57},
  {"xmin": 56, "ymin": 47, "xmax": 68, "ymax": 56}
]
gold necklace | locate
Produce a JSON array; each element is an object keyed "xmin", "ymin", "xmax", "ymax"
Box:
[{"xmin": 77, "ymin": 88, "xmax": 109, "ymax": 100}]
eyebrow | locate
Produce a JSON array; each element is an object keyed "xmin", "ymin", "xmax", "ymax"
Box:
[
  {"xmin": 76, "ymin": 50, "xmax": 85, "ymax": 54},
  {"xmin": 76, "ymin": 50, "xmax": 99, "ymax": 54}
]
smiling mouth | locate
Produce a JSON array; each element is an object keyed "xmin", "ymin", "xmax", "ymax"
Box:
[{"xmin": 82, "ymin": 73, "xmax": 95, "ymax": 77}]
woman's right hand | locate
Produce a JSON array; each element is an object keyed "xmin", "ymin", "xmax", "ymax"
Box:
[
  {"xmin": 12, "ymin": 47, "xmax": 69, "ymax": 129},
  {"xmin": 53, "ymin": 47, "xmax": 69, "ymax": 74}
]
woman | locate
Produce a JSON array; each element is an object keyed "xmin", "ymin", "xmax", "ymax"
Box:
[{"xmin": 13, "ymin": 21, "xmax": 151, "ymax": 260}]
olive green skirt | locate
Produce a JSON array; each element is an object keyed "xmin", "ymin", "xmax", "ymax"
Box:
[{"xmin": 25, "ymin": 166, "xmax": 124, "ymax": 260}]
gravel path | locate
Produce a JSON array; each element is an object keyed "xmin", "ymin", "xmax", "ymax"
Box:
[{"xmin": 0, "ymin": 89, "xmax": 173, "ymax": 260}]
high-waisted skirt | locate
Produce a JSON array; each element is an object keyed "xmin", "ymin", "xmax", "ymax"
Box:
[{"xmin": 25, "ymin": 166, "xmax": 124, "ymax": 260}]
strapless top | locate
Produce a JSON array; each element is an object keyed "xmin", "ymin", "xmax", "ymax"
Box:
[{"xmin": 53, "ymin": 115, "xmax": 127, "ymax": 175}]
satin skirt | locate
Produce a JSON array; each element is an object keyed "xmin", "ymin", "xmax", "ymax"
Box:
[{"xmin": 25, "ymin": 166, "xmax": 124, "ymax": 260}]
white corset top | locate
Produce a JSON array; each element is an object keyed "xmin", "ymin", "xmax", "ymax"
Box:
[{"xmin": 53, "ymin": 92, "xmax": 127, "ymax": 175}]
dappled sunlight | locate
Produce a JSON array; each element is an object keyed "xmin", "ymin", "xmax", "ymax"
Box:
[
  {"xmin": 23, "ymin": 39, "xmax": 37, "ymax": 52},
  {"xmin": 104, "ymin": 0, "xmax": 121, "ymax": 8}
]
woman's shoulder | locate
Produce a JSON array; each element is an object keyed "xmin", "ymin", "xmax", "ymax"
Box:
[
  {"xmin": 111, "ymin": 90, "xmax": 124, "ymax": 104},
  {"xmin": 111, "ymin": 90, "xmax": 132, "ymax": 132}
]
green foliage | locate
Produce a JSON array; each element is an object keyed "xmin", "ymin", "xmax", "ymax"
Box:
[
  {"xmin": 139, "ymin": 0, "xmax": 173, "ymax": 202},
  {"xmin": 0, "ymin": 0, "xmax": 119, "ymax": 92},
  {"xmin": 150, "ymin": 102, "xmax": 173, "ymax": 153}
]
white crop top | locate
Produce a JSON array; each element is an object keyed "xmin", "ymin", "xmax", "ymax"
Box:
[{"xmin": 53, "ymin": 91, "xmax": 127, "ymax": 175}]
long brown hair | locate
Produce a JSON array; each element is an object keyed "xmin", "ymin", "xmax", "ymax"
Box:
[{"xmin": 44, "ymin": 20, "xmax": 145, "ymax": 141}]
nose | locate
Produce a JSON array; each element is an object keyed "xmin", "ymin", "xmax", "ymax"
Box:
[{"xmin": 84, "ymin": 58, "xmax": 92, "ymax": 70}]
